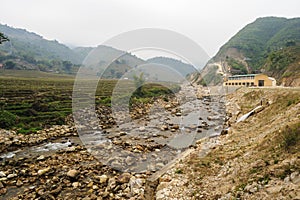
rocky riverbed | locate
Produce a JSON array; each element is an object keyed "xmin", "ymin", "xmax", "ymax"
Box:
[
  {"xmin": 0, "ymin": 84, "xmax": 227, "ymax": 199},
  {"xmin": 5, "ymin": 86, "xmax": 298, "ymax": 200}
]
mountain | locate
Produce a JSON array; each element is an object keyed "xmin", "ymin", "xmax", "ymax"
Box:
[
  {"xmin": 84, "ymin": 45, "xmax": 146, "ymax": 78},
  {"xmin": 0, "ymin": 24, "xmax": 94, "ymax": 73},
  {"xmin": 82, "ymin": 47, "xmax": 188, "ymax": 82},
  {"xmin": 194, "ymin": 17, "xmax": 300, "ymax": 86},
  {"xmin": 72, "ymin": 46, "xmax": 94, "ymax": 63},
  {"xmin": 0, "ymin": 24, "xmax": 91, "ymax": 64},
  {"xmin": 0, "ymin": 24, "xmax": 205, "ymax": 78},
  {"xmin": 147, "ymin": 57, "xmax": 198, "ymax": 77}
]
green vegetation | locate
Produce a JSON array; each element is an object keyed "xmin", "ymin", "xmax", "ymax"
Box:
[
  {"xmin": 133, "ymin": 73, "xmax": 145, "ymax": 97},
  {"xmin": 0, "ymin": 70, "xmax": 179, "ymax": 133},
  {"xmin": 216, "ymin": 17, "xmax": 300, "ymax": 70},
  {"xmin": 0, "ymin": 110, "xmax": 17, "ymax": 129},
  {"xmin": 0, "ymin": 24, "xmax": 90, "ymax": 64},
  {"xmin": 0, "ymin": 32, "xmax": 9, "ymax": 44},
  {"xmin": 175, "ymin": 168, "xmax": 183, "ymax": 174},
  {"xmin": 0, "ymin": 72, "xmax": 74, "ymax": 133},
  {"xmin": 0, "ymin": 24, "xmax": 90, "ymax": 73},
  {"xmin": 197, "ymin": 65, "xmax": 222, "ymax": 86},
  {"xmin": 265, "ymin": 48, "xmax": 297, "ymax": 71},
  {"xmin": 226, "ymin": 57, "xmax": 248, "ymax": 74},
  {"xmin": 210, "ymin": 17, "xmax": 300, "ymax": 85}
]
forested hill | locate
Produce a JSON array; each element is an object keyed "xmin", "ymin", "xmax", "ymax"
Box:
[
  {"xmin": 0, "ymin": 24, "xmax": 92, "ymax": 64},
  {"xmin": 195, "ymin": 17, "xmax": 300, "ymax": 86},
  {"xmin": 0, "ymin": 24, "xmax": 200, "ymax": 77},
  {"xmin": 0, "ymin": 24, "xmax": 93, "ymax": 73}
]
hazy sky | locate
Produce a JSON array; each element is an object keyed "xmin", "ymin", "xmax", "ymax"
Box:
[{"xmin": 0, "ymin": 0, "xmax": 299, "ymax": 56}]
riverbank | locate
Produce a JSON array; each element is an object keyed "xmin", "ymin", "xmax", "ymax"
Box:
[{"xmin": 155, "ymin": 87, "xmax": 300, "ymax": 199}]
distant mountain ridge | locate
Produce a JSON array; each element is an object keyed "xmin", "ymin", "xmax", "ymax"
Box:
[
  {"xmin": 195, "ymin": 17, "xmax": 300, "ymax": 86},
  {"xmin": 147, "ymin": 56, "xmax": 198, "ymax": 77},
  {"xmin": 0, "ymin": 24, "xmax": 200, "ymax": 78},
  {"xmin": 0, "ymin": 24, "xmax": 91, "ymax": 64}
]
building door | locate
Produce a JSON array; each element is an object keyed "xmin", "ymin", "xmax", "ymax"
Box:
[{"xmin": 258, "ymin": 80, "xmax": 264, "ymax": 87}]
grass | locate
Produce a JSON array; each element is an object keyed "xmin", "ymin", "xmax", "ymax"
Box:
[
  {"xmin": 181, "ymin": 87, "xmax": 300, "ymax": 198},
  {"xmin": 0, "ymin": 70, "xmax": 179, "ymax": 133},
  {"xmin": 280, "ymin": 122, "xmax": 300, "ymax": 153},
  {"xmin": 175, "ymin": 168, "xmax": 183, "ymax": 174}
]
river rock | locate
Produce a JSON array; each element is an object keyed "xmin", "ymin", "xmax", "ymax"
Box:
[
  {"xmin": 107, "ymin": 177, "xmax": 117, "ymax": 190},
  {"xmin": 125, "ymin": 156, "xmax": 135, "ymax": 166},
  {"xmin": 117, "ymin": 172, "xmax": 131, "ymax": 184},
  {"xmin": 0, "ymin": 181, "xmax": 3, "ymax": 189},
  {"xmin": 37, "ymin": 188, "xmax": 45, "ymax": 196},
  {"xmin": 72, "ymin": 182, "xmax": 80, "ymax": 188},
  {"xmin": 0, "ymin": 171, "xmax": 6, "ymax": 177},
  {"xmin": 159, "ymin": 175, "xmax": 172, "ymax": 182},
  {"xmin": 99, "ymin": 175, "xmax": 108, "ymax": 184},
  {"xmin": 161, "ymin": 125, "xmax": 168, "ymax": 131},
  {"xmin": 266, "ymin": 185, "xmax": 282, "ymax": 194},
  {"xmin": 139, "ymin": 126, "xmax": 146, "ymax": 132},
  {"xmin": 290, "ymin": 171, "xmax": 300, "ymax": 184},
  {"xmin": 111, "ymin": 160, "xmax": 123, "ymax": 169},
  {"xmin": 0, "ymin": 188, "xmax": 7, "ymax": 195},
  {"xmin": 37, "ymin": 155, "xmax": 45, "ymax": 161},
  {"xmin": 119, "ymin": 132, "xmax": 127, "ymax": 136},
  {"xmin": 38, "ymin": 167, "xmax": 51, "ymax": 176},
  {"xmin": 7, "ymin": 173, "xmax": 17, "ymax": 179},
  {"xmin": 164, "ymin": 104, "xmax": 172, "ymax": 109},
  {"xmin": 129, "ymin": 176, "xmax": 144, "ymax": 195},
  {"xmin": 16, "ymin": 179, "xmax": 23, "ymax": 187},
  {"xmin": 173, "ymin": 124, "xmax": 179, "ymax": 129},
  {"xmin": 92, "ymin": 185, "xmax": 98, "ymax": 190},
  {"xmin": 67, "ymin": 169, "xmax": 79, "ymax": 178},
  {"xmin": 66, "ymin": 146, "xmax": 76, "ymax": 152}
]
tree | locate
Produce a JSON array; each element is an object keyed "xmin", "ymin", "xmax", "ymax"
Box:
[
  {"xmin": 4, "ymin": 60, "xmax": 16, "ymax": 69},
  {"xmin": 133, "ymin": 72, "xmax": 145, "ymax": 97},
  {"xmin": 62, "ymin": 60, "xmax": 73, "ymax": 72},
  {"xmin": 0, "ymin": 32, "xmax": 9, "ymax": 44}
]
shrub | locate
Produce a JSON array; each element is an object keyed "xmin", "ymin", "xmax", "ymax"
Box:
[
  {"xmin": 0, "ymin": 110, "xmax": 18, "ymax": 129},
  {"xmin": 175, "ymin": 168, "xmax": 183, "ymax": 174},
  {"xmin": 281, "ymin": 123, "xmax": 300, "ymax": 152}
]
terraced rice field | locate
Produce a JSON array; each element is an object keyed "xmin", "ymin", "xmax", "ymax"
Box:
[{"xmin": 0, "ymin": 70, "xmax": 178, "ymax": 133}]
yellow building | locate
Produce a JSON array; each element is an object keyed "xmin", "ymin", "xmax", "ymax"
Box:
[{"xmin": 224, "ymin": 74, "xmax": 276, "ymax": 87}]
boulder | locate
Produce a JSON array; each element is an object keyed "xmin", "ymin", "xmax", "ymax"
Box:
[{"xmin": 67, "ymin": 169, "xmax": 79, "ymax": 179}]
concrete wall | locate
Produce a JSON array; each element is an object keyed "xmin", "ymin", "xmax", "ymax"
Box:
[{"xmin": 254, "ymin": 74, "xmax": 273, "ymax": 87}]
